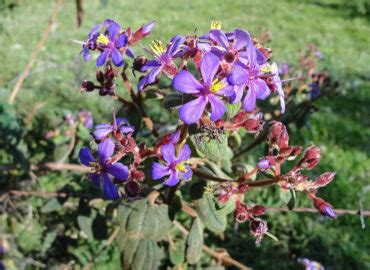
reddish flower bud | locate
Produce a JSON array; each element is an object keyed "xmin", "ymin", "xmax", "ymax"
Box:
[
  {"xmin": 250, "ymin": 205, "xmax": 266, "ymax": 216},
  {"xmin": 313, "ymin": 172, "xmax": 336, "ymax": 188},
  {"xmin": 290, "ymin": 146, "xmax": 302, "ymax": 159},
  {"xmin": 243, "ymin": 118, "xmax": 264, "ymax": 133},
  {"xmin": 297, "ymin": 146, "xmax": 321, "ymax": 170},
  {"xmin": 313, "ymin": 197, "xmax": 336, "ymax": 219},
  {"xmin": 81, "ymin": 80, "xmax": 95, "ymax": 92},
  {"xmin": 237, "ymin": 183, "xmax": 249, "ymax": 193},
  {"xmin": 124, "ymin": 181, "xmax": 141, "ymax": 198},
  {"xmin": 96, "ymin": 70, "xmax": 104, "ymax": 83},
  {"xmin": 133, "ymin": 56, "xmax": 148, "ymax": 73},
  {"xmin": 234, "ymin": 204, "xmax": 249, "ymax": 223}
]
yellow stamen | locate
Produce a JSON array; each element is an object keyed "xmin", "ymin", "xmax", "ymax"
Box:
[
  {"xmin": 261, "ymin": 65, "xmax": 272, "ymax": 73},
  {"xmin": 175, "ymin": 162, "xmax": 187, "ymax": 173},
  {"xmin": 210, "ymin": 78, "xmax": 226, "ymax": 93},
  {"xmin": 149, "ymin": 40, "xmax": 165, "ymax": 56},
  {"xmin": 97, "ymin": 34, "xmax": 109, "ymax": 45},
  {"xmin": 210, "ymin": 21, "xmax": 222, "ymax": 30},
  {"xmin": 89, "ymin": 161, "xmax": 101, "ymax": 174}
]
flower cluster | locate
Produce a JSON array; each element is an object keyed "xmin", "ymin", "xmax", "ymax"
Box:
[
  {"xmin": 79, "ymin": 112, "xmax": 139, "ymax": 199},
  {"xmin": 135, "ymin": 26, "xmax": 285, "ymax": 125},
  {"xmin": 77, "ymin": 19, "xmax": 336, "ymax": 246}
]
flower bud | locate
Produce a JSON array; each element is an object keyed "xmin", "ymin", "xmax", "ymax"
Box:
[
  {"xmin": 243, "ymin": 118, "xmax": 264, "ymax": 133},
  {"xmin": 81, "ymin": 80, "xmax": 95, "ymax": 92},
  {"xmin": 124, "ymin": 181, "xmax": 141, "ymax": 198},
  {"xmin": 133, "ymin": 56, "xmax": 148, "ymax": 72},
  {"xmin": 313, "ymin": 172, "xmax": 336, "ymax": 189},
  {"xmin": 297, "ymin": 146, "xmax": 320, "ymax": 170},
  {"xmin": 234, "ymin": 204, "xmax": 248, "ymax": 223},
  {"xmin": 237, "ymin": 183, "xmax": 249, "ymax": 193},
  {"xmin": 258, "ymin": 156, "xmax": 275, "ymax": 170},
  {"xmin": 96, "ymin": 70, "xmax": 105, "ymax": 83},
  {"xmin": 250, "ymin": 205, "xmax": 266, "ymax": 216},
  {"xmin": 313, "ymin": 197, "xmax": 336, "ymax": 219}
]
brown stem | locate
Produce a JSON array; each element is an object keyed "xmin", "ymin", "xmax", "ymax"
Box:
[
  {"xmin": 8, "ymin": 0, "xmax": 63, "ymax": 104},
  {"xmin": 75, "ymin": 0, "xmax": 83, "ymax": 28},
  {"xmin": 192, "ymin": 168, "xmax": 281, "ymax": 187}
]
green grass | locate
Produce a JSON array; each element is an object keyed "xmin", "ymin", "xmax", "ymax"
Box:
[{"xmin": 0, "ymin": 0, "xmax": 369, "ymax": 269}]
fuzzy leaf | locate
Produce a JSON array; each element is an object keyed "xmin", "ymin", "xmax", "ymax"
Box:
[
  {"xmin": 190, "ymin": 132, "xmax": 228, "ymax": 162},
  {"xmin": 280, "ymin": 188, "xmax": 296, "ymax": 210},
  {"xmin": 186, "ymin": 217, "xmax": 204, "ymax": 264},
  {"xmin": 195, "ymin": 193, "xmax": 227, "ymax": 233},
  {"xmin": 121, "ymin": 237, "xmax": 163, "ymax": 270},
  {"xmin": 120, "ymin": 199, "xmax": 172, "ymax": 240},
  {"xmin": 169, "ymin": 239, "xmax": 186, "ymax": 266},
  {"xmin": 226, "ymin": 102, "xmax": 241, "ymax": 119}
]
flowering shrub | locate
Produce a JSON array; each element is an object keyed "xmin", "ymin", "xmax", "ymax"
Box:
[{"xmin": 72, "ymin": 19, "xmax": 338, "ymax": 268}]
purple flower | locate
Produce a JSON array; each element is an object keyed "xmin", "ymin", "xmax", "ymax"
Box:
[
  {"xmin": 270, "ymin": 63, "xmax": 285, "ymax": 113},
  {"xmin": 228, "ymin": 44, "xmax": 271, "ymax": 112},
  {"xmin": 315, "ymin": 50, "xmax": 323, "ymax": 59},
  {"xmin": 279, "ymin": 63, "xmax": 289, "ymax": 76},
  {"xmin": 78, "ymin": 110, "xmax": 94, "ymax": 129},
  {"xmin": 82, "ymin": 19, "xmax": 129, "ymax": 67},
  {"xmin": 209, "ymin": 28, "xmax": 251, "ymax": 64},
  {"xmin": 138, "ymin": 35, "xmax": 185, "ymax": 91},
  {"xmin": 310, "ymin": 82, "xmax": 320, "ymax": 99},
  {"xmin": 152, "ymin": 143, "xmax": 192, "ymax": 186},
  {"xmin": 93, "ymin": 117, "xmax": 134, "ymax": 140},
  {"xmin": 79, "ymin": 139, "xmax": 129, "ymax": 200},
  {"xmin": 172, "ymin": 52, "xmax": 234, "ymax": 124},
  {"xmin": 258, "ymin": 158, "xmax": 271, "ymax": 170},
  {"xmin": 81, "ymin": 24, "xmax": 102, "ymax": 61},
  {"xmin": 298, "ymin": 258, "xmax": 325, "ymax": 270}
]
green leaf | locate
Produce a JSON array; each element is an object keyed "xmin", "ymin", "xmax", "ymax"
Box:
[
  {"xmin": 169, "ymin": 239, "xmax": 186, "ymax": 266},
  {"xmin": 41, "ymin": 198, "xmax": 62, "ymax": 213},
  {"xmin": 17, "ymin": 220, "xmax": 44, "ymax": 252},
  {"xmin": 163, "ymin": 92, "xmax": 184, "ymax": 109},
  {"xmin": 77, "ymin": 211, "xmax": 96, "ymax": 239},
  {"xmin": 121, "ymin": 237, "xmax": 163, "ymax": 270},
  {"xmin": 216, "ymin": 196, "xmax": 237, "ymax": 216},
  {"xmin": 186, "ymin": 217, "xmax": 204, "ymax": 264},
  {"xmin": 41, "ymin": 231, "xmax": 57, "ymax": 255},
  {"xmin": 119, "ymin": 199, "xmax": 172, "ymax": 240},
  {"xmin": 195, "ymin": 193, "xmax": 227, "ymax": 233},
  {"xmin": 279, "ymin": 188, "xmax": 296, "ymax": 210},
  {"xmin": 189, "ymin": 132, "xmax": 228, "ymax": 162},
  {"xmin": 226, "ymin": 102, "xmax": 241, "ymax": 119}
]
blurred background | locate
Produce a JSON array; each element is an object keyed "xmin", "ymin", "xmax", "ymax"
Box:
[{"xmin": 0, "ymin": 0, "xmax": 369, "ymax": 269}]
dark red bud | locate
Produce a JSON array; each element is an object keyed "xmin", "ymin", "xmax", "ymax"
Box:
[
  {"xmin": 133, "ymin": 56, "xmax": 148, "ymax": 72},
  {"xmin": 234, "ymin": 205, "xmax": 249, "ymax": 223},
  {"xmin": 81, "ymin": 80, "xmax": 95, "ymax": 92},
  {"xmin": 297, "ymin": 146, "xmax": 321, "ymax": 170},
  {"xmin": 313, "ymin": 172, "xmax": 336, "ymax": 188},
  {"xmin": 290, "ymin": 146, "xmax": 302, "ymax": 158},
  {"xmin": 96, "ymin": 70, "xmax": 104, "ymax": 83},
  {"xmin": 237, "ymin": 183, "xmax": 249, "ymax": 193},
  {"xmin": 124, "ymin": 181, "xmax": 141, "ymax": 197},
  {"xmin": 250, "ymin": 205, "xmax": 266, "ymax": 216},
  {"xmin": 243, "ymin": 118, "xmax": 264, "ymax": 133}
]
